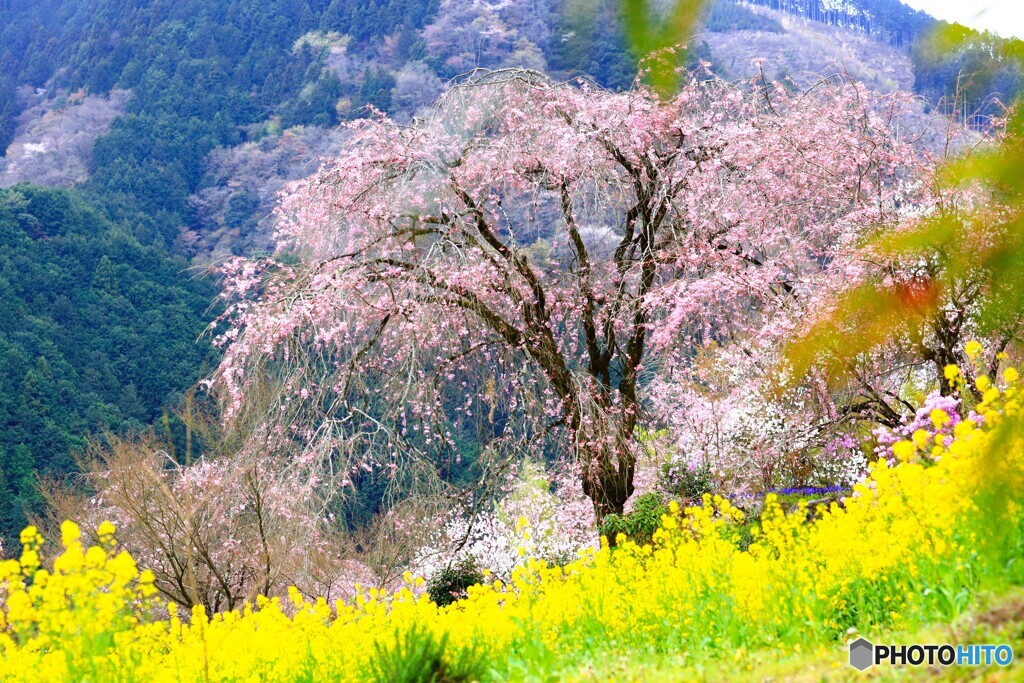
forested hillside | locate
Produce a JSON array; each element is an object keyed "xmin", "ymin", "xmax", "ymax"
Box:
[
  {"xmin": 2, "ymin": 0, "xmax": 1019, "ymax": 256},
  {"xmin": 0, "ymin": 0, "xmax": 450, "ymax": 533},
  {"xmin": 1, "ymin": 0, "xmax": 444, "ymax": 252},
  {"xmin": 739, "ymin": 0, "xmax": 1022, "ymax": 118},
  {"xmin": 0, "ymin": 186, "xmax": 216, "ymax": 537}
]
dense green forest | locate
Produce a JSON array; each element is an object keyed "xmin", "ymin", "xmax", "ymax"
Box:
[
  {"xmin": 0, "ymin": 0, "xmax": 452, "ymax": 536},
  {"xmin": 0, "ymin": 186, "xmax": 217, "ymax": 538}
]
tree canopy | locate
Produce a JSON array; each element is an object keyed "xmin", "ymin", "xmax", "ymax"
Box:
[{"xmin": 213, "ymin": 70, "xmax": 917, "ymax": 518}]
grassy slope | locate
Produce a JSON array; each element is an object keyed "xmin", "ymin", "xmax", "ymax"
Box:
[{"xmin": 564, "ymin": 588, "xmax": 1024, "ymax": 681}]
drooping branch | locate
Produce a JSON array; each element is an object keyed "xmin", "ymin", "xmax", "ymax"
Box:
[{"xmin": 212, "ymin": 71, "xmax": 919, "ymax": 521}]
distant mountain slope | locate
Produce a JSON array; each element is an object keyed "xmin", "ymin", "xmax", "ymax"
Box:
[
  {"xmin": 740, "ymin": 0, "xmax": 935, "ymax": 47},
  {"xmin": 733, "ymin": 0, "xmax": 1021, "ymax": 116},
  {"xmin": 2, "ymin": 0, "xmax": 1019, "ymax": 256},
  {"xmin": 1, "ymin": 0, "xmax": 444, "ymax": 249},
  {"xmin": 0, "ymin": 90, "xmax": 128, "ymax": 188},
  {"xmin": 701, "ymin": 3, "xmax": 915, "ymax": 92}
]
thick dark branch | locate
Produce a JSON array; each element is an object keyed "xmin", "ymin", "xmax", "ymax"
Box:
[
  {"xmin": 448, "ymin": 181, "xmax": 576, "ymax": 403},
  {"xmin": 562, "ymin": 185, "xmax": 609, "ymax": 390},
  {"xmin": 845, "ymin": 361, "xmax": 912, "ymax": 427},
  {"xmin": 450, "ymin": 181, "xmax": 550, "ymax": 320},
  {"xmin": 416, "ymin": 211, "xmax": 530, "ymax": 312},
  {"xmin": 837, "ymin": 397, "xmax": 903, "ymax": 429},
  {"xmin": 615, "ymin": 195, "xmax": 668, "ymax": 474},
  {"xmin": 620, "ymin": 219, "xmax": 658, "ymax": 403}
]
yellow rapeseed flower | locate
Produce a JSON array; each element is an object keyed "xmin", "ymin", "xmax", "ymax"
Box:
[
  {"xmin": 60, "ymin": 521, "xmax": 81, "ymax": 547},
  {"xmin": 892, "ymin": 440, "xmax": 916, "ymax": 462},
  {"xmin": 930, "ymin": 409, "xmax": 951, "ymax": 429},
  {"xmin": 19, "ymin": 526, "xmax": 39, "ymax": 547}
]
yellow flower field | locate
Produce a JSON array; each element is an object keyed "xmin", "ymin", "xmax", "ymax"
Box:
[{"xmin": 0, "ymin": 368, "xmax": 1021, "ymax": 682}]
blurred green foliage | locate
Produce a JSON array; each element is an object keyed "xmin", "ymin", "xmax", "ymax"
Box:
[
  {"xmin": 370, "ymin": 625, "xmax": 487, "ymax": 683},
  {"xmin": 621, "ymin": 0, "xmax": 705, "ymax": 95},
  {"xmin": 789, "ymin": 30, "xmax": 1024, "ymax": 376}
]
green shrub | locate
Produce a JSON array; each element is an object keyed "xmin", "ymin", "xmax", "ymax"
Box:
[
  {"xmin": 599, "ymin": 492, "xmax": 669, "ymax": 547},
  {"xmin": 426, "ymin": 558, "xmax": 484, "ymax": 607}
]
